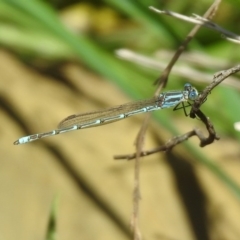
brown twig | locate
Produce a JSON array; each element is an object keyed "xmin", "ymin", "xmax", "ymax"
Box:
[
  {"xmin": 149, "ymin": 8, "xmax": 240, "ymax": 44},
  {"xmin": 191, "ymin": 64, "xmax": 240, "ymax": 112},
  {"xmin": 114, "ymin": 111, "xmax": 219, "ymax": 160},
  {"xmin": 130, "ymin": 114, "xmax": 152, "ymax": 240},
  {"xmin": 149, "ymin": 0, "xmax": 221, "ymax": 89},
  {"xmin": 114, "ymin": 129, "xmax": 202, "ymax": 160},
  {"xmin": 130, "ymin": 77, "xmax": 165, "ymax": 240}
]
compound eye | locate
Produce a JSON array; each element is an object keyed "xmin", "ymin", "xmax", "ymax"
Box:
[{"xmin": 189, "ymin": 90, "xmax": 198, "ymax": 100}]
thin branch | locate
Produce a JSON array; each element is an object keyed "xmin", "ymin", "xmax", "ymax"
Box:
[
  {"xmin": 130, "ymin": 76, "xmax": 165, "ymax": 240},
  {"xmin": 130, "ymin": 114, "xmax": 151, "ymax": 240},
  {"xmin": 114, "ymin": 65, "xmax": 240, "ymax": 160},
  {"xmin": 114, "ymin": 112, "xmax": 219, "ymax": 160},
  {"xmin": 149, "ymin": 7, "xmax": 240, "ymax": 44},
  {"xmin": 149, "ymin": 0, "xmax": 221, "ymax": 88},
  {"xmin": 190, "ymin": 64, "xmax": 240, "ymax": 113}
]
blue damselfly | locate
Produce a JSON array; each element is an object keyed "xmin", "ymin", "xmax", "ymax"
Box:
[{"xmin": 14, "ymin": 83, "xmax": 198, "ymax": 145}]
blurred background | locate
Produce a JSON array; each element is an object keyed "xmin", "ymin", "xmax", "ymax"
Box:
[{"xmin": 0, "ymin": 0, "xmax": 240, "ymax": 240}]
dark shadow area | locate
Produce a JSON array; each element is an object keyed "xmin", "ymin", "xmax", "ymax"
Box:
[
  {"xmin": 0, "ymin": 95, "xmax": 32, "ymax": 135},
  {"xmin": 165, "ymin": 152, "xmax": 210, "ymax": 240}
]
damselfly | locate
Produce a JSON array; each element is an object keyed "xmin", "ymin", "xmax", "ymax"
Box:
[{"xmin": 14, "ymin": 83, "xmax": 198, "ymax": 145}]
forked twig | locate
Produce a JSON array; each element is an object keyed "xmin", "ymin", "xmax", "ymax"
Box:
[
  {"xmin": 191, "ymin": 64, "xmax": 240, "ymax": 112},
  {"xmin": 149, "ymin": 7, "xmax": 240, "ymax": 44},
  {"xmin": 149, "ymin": 0, "xmax": 221, "ymax": 88}
]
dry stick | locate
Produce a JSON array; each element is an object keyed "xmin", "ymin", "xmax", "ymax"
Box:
[
  {"xmin": 131, "ymin": 113, "xmax": 151, "ymax": 240},
  {"xmin": 128, "ymin": 1, "xmax": 222, "ymax": 239},
  {"xmin": 149, "ymin": 0, "xmax": 221, "ymax": 89},
  {"xmin": 148, "ymin": 9, "xmax": 240, "ymax": 44},
  {"xmin": 114, "ymin": 64, "xmax": 240, "ymax": 160},
  {"xmin": 191, "ymin": 64, "xmax": 240, "ymax": 112},
  {"xmin": 131, "ymin": 79, "xmax": 165, "ymax": 240},
  {"xmin": 114, "ymin": 123, "xmax": 218, "ymax": 161},
  {"xmin": 131, "ymin": 81, "xmax": 165, "ymax": 240}
]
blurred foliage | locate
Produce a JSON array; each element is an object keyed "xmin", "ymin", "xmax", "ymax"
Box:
[
  {"xmin": 0, "ymin": 0, "xmax": 240, "ymax": 200},
  {"xmin": 45, "ymin": 196, "xmax": 58, "ymax": 240}
]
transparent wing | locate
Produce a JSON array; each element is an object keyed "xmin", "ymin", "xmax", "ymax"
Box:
[{"xmin": 58, "ymin": 96, "xmax": 163, "ymax": 128}]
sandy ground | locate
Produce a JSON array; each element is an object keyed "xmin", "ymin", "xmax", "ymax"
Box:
[{"xmin": 0, "ymin": 50, "xmax": 240, "ymax": 240}]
